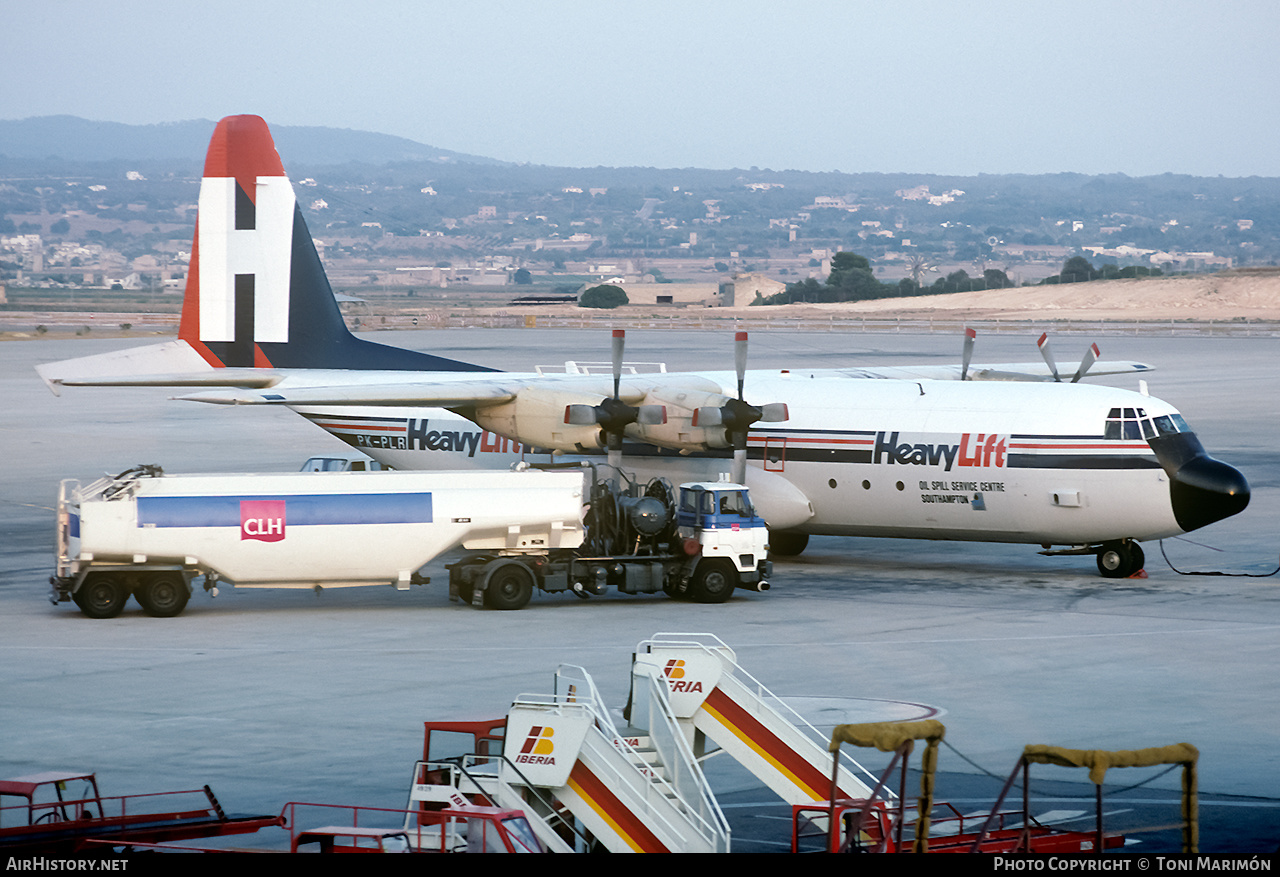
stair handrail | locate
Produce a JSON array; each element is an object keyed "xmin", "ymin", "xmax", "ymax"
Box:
[
  {"xmin": 638, "ymin": 632, "xmax": 887, "ymax": 798},
  {"xmin": 537, "ymin": 663, "xmax": 726, "ymax": 851},
  {"xmin": 630, "ymin": 661, "xmax": 731, "ymax": 850}
]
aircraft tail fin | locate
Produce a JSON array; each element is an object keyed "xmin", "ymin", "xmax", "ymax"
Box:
[{"xmin": 180, "ymin": 114, "xmax": 487, "ymax": 372}]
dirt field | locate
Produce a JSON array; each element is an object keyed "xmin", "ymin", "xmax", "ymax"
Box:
[
  {"xmin": 5, "ymin": 270, "xmax": 1280, "ymax": 340},
  {"xmin": 717, "ymin": 269, "xmax": 1280, "ymax": 323}
]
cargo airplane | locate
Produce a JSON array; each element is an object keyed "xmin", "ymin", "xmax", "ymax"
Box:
[{"xmin": 37, "ymin": 115, "xmax": 1251, "ymax": 579}]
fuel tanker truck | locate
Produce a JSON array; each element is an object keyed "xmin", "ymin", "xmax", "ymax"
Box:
[{"xmin": 51, "ymin": 464, "xmax": 771, "ymax": 617}]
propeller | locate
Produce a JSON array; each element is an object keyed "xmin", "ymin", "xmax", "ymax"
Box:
[
  {"xmin": 694, "ymin": 331, "xmax": 789, "ymax": 484},
  {"xmin": 1037, "ymin": 333, "xmax": 1101, "ymax": 383},
  {"xmin": 564, "ymin": 329, "xmax": 665, "ymax": 473},
  {"xmin": 1036, "ymin": 332, "xmax": 1060, "ymax": 381}
]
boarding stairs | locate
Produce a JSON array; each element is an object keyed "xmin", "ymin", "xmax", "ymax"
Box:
[
  {"xmin": 500, "ymin": 663, "xmax": 730, "ymax": 852},
  {"xmin": 632, "ymin": 633, "xmax": 882, "ymax": 807}
]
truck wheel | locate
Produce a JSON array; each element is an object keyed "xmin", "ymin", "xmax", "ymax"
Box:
[
  {"xmin": 484, "ymin": 562, "xmax": 534, "ymax": 611},
  {"xmin": 690, "ymin": 559, "xmax": 735, "ymax": 604},
  {"xmin": 77, "ymin": 573, "xmax": 129, "ymax": 619},
  {"xmin": 136, "ymin": 574, "xmax": 190, "ymax": 617}
]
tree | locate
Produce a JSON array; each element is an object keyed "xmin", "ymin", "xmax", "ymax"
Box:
[
  {"xmin": 825, "ymin": 252, "xmax": 883, "ymax": 300},
  {"xmin": 579, "ymin": 284, "xmax": 628, "ymax": 309},
  {"xmin": 513, "ymin": 268, "xmax": 532, "ymax": 285},
  {"xmin": 983, "ymin": 268, "xmax": 1012, "ymax": 289},
  {"xmin": 1060, "ymin": 256, "xmax": 1097, "ymax": 283}
]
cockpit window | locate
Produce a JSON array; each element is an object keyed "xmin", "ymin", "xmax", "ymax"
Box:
[
  {"xmin": 1151, "ymin": 414, "xmax": 1189, "ymax": 436},
  {"xmin": 1106, "ymin": 407, "xmax": 1188, "ymax": 440}
]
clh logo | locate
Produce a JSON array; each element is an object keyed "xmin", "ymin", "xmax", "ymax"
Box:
[
  {"xmin": 515, "ymin": 726, "xmax": 556, "ymax": 765},
  {"xmin": 663, "ymin": 659, "xmax": 703, "ymax": 693},
  {"xmin": 241, "ymin": 499, "xmax": 286, "ymax": 542}
]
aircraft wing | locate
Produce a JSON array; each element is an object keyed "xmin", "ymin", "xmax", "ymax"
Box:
[
  {"xmin": 172, "ymin": 372, "xmax": 720, "ymax": 408},
  {"xmin": 174, "ymin": 381, "xmax": 520, "ymax": 408},
  {"xmin": 833, "ymin": 361, "xmax": 1153, "ymax": 382}
]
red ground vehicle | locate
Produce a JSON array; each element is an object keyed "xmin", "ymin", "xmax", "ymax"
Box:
[
  {"xmin": 281, "ymin": 801, "xmax": 545, "ymax": 853},
  {"xmin": 0, "ymin": 770, "xmax": 281, "ymax": 853}
]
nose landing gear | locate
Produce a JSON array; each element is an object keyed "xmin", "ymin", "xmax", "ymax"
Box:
[{"xmin": 1096, "ymin": 540, "xmax": 1145, "ymax": 579}]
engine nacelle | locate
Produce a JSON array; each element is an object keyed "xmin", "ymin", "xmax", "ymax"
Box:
[
  {"xmin": 627, "ymin": 386, "xmax": 734, "ymax": 451},
  {"xmin": 472, "ymin": 386, "xmax": 606, "ymax": 452}
]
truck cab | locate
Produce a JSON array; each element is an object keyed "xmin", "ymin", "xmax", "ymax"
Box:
[
  {"xmin": 677, "ymin": 483, "xmax": 767, "ymax": 532},
  {"xmin": 676, "ymin": 482, "xmax": 771, "ymax": 602}
]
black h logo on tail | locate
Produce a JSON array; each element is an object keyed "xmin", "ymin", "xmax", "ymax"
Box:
[{"xmin": 231, "ymin": 274, "xmax": 256, "ymax": 367}]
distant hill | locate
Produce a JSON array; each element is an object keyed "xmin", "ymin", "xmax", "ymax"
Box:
[{"xmin": 0, "ymin": 115, "xmax": 508, "ymax": 166}]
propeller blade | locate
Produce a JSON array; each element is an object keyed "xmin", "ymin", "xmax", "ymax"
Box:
[
  {"xmin": 611, "ymin": 328, "xmax": 625, "ymax": 399},
  {"xmin": 734, "ymin": 330, "xmax": 748, "ymax": 400},
  {"xmin": 961, "ymin": 327, "xmax": 976, "ymax": 381},
  {"xmin": 1037, "ymin": 332, "xmax": 1062, "ymax": 382},
  {"xmin": 758, "ymin": 402, "xmax": 789, "ymax": 422},
  {"xmin": 636, "ymin": 405, "xmax": 667, "ymax": 425},
  {"xmin": 1071, "ymin": 343, "xmax": 1100, "ymax": 383},
  {"xmin": 564, "ymin": 404, "xmax": 598, "ymax": 426},
  {"xmin": 692, "ymin": 406, "xmax": 723, "ymax": 427}
]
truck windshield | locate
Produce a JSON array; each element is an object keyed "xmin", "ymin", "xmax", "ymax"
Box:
[{"xmin": 708, "ymin": 490, "xmax": 752, "ymax": 517}]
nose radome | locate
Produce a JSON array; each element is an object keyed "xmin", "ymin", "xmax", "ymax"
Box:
[{"xmin": 1170, "ymin": 456, "xmax": 1251, "ymax": 532}]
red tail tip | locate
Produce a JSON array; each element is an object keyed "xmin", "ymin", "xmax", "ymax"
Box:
[{"xmin": 203, "ymin": 115, "xmax": 287, "ymax": 195}]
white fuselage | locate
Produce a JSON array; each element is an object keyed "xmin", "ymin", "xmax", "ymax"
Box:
[{"xmin": 289, "ymin": 370, "xmax": 1187, "ymax": 548}]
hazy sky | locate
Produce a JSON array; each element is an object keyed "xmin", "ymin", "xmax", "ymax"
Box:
[{"xmin": 5, "ymin": 1, "xmax": 1278, "ymax": 176}]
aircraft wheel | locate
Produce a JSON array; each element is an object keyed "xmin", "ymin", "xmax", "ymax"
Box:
[
  {"xmin": 689, "ymin": 559, "xmax": 735, "ymax": 604},
  {"xmin": 1096, "ymin": 541, "xmax": 1144, "ymax": 578},
  {"xmin": 76, "ymin": 573, "xmax": 129, "ymax": 619},
  {"xmin": 136, "ymin": 573, "xmax": 190, "ymax": 617},
  {"xmin": 769, "ymin": 530, "xmax": 809, "ymax": 557},
  {"xmin": 483, "ymin": 562, "xmax": 534, "ymax": 611}
]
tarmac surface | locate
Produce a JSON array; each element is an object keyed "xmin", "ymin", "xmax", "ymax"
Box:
[{"xmin": 2, "ymin": 327, "xmax": 1278, "ymax": 853}]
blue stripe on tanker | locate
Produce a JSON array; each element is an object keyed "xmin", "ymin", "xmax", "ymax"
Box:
[{"xmin": 136, "ymin": 493, "xmax": 434, "ymax": 528}]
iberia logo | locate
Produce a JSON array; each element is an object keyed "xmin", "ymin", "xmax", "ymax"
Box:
[
  {"xmin": 663, "ymin": 659, "xmax": 703, "ymax": 693},
  {"xmin": 241, "ymin": 499, "xmax": 286, "ymax": 542},
  {"xmin": 515, "ymin": 726, "xmax": 555, "ymax": 765}
]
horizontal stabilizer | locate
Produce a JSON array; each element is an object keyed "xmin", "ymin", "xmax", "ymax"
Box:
[{"xmin": 34, "ymin": 341, "xmax": 269, "ymax": 394}]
